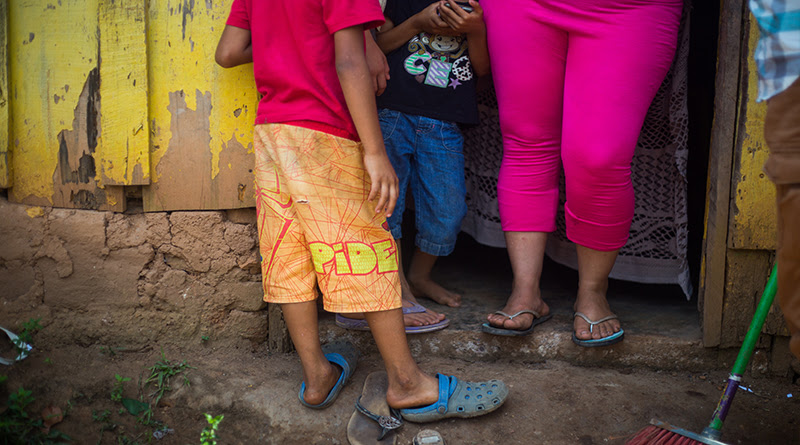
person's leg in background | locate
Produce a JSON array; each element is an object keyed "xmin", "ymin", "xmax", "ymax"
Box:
[
  {"xmin": 560, "ymin": 0, "xmax": 681, "ymax": 342},
  {"xmin": 408, "ymin": 118, "xmax": 467, "ymax": 308},
  {"xmin": 482, "ymin": 0, "xmax": 566, "ymax": 331},
  {"xmin": 764, "ymin": 77, "xmax": 800, "ymax": 359}
]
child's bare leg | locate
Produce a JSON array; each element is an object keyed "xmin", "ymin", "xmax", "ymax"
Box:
[
  {"xmin": 407, "ymin": 248, "xmax": 462, "ymax": 307},
  {"xmin": 363, "ymin": 309, "xmax": 439, "ymax": 409},
  {"xmin": 281, "ymin": 301, "xmax": 341, "ymax": 406}
]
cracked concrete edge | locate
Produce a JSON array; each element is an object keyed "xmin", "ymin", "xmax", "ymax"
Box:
[{"xmin": 320, "ymin": 322, "xmax": 737, "ymax": 373}]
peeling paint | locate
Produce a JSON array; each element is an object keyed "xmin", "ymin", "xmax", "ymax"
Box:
[
  {"xmin": 26, "ymin": 207, "xmax": 45, "ymax": 218},
  {"xmin": 730, "ymin": 16, "xmax": 776, "ymax": 249}
]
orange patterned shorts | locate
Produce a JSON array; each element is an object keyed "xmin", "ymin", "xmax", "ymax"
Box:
[{"xmin": 253, "ymin": 123, "xmax": 401, "ymax": 314}]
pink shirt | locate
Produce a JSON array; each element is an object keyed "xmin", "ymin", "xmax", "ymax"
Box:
[{"xmin": 226, "ymin": 0, "xmax": 384, "ymax": 141}]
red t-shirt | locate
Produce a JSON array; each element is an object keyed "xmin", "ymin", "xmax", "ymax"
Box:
[{"xmin": 226, "ymin": 0, "xmax": 384, "ymax": 141}]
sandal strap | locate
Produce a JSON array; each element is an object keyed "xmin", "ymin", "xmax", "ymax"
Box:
[
  {"xmin": 355, "ymin": 396, "xmax": 403, "ymax": 440},
  {"xmin": 493, "ymin": 309, "xmax": 541, "ymax": 320},
  {"xmin": 574, "ymin": 312, "xmax": 618, "ymax": 333}
]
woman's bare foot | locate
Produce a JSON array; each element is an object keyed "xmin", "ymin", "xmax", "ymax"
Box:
[
  {"xmin": 573, "ymin": 289, "xmax": 621, "ymax": 341},
  {"xmin": 486, "ymin": 288, "xmax": 549, "ymax": 331}
]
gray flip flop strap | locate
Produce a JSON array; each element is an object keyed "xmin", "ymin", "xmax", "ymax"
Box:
[
  {"xmin": 355, "ymin": 396, "xmax": 403, "ymax": 440},
  {"xmin": 493, "ymin": 309, "xmax": 541, "ymax": 320},
  {"xmin": 573, "ymin": 312, "xmax": 618, "ymax": 334}
]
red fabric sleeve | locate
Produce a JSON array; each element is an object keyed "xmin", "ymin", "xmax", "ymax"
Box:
[
  {"xmin": 226, "ymin": 0, "xmax": 250, "ymax": 30},
  {"xmin": 322, "ymin": 0, "xmax": 384, "ymax": 34}
]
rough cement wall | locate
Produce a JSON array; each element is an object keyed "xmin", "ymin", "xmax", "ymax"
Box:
[{"xmin": 0, "ymin": 196, "xmax": 268, "ymax": 349}]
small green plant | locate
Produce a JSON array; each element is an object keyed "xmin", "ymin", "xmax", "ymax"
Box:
[
  {"xmin": 92, "ymin": 409, "xmax": 111, "ymax": 423},
  {"xmin": 0, "ymin": 386, "xmax": 71, "ymax": 443},
  {"xmin": 99, "ymin": 346, "xmax": 124, "ymax": 356},
  {"xmin": 12, "ymin": 317, "xmax": 41, "ymax": 356},
  {"xmin": 144, "ymin": 350, "xmax": 194, "ymax": 408},
  {"xmin": 200, "ymin": 335, "xmax": 210, "ymax": 343},
  {"xmin": 111, "ymin": 374, "xmax": 131, "ymax": 402},
  {"xmin": 0, "ymin": 374, "xmax": 7, "ymax": 385},
  {"xmin": 200, "ymin": 413, "xmax": 224, "ymax": 445},
  {"xmin": 44, "ymin": 357, "xmax": 53, "ymax": 365}
]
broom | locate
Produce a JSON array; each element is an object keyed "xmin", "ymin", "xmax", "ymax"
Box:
[{"xmin": 626, "ymin": 263, "xmax": 779, "ymax": 445}]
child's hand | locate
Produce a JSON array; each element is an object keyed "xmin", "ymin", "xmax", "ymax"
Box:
[
  {"xmin": 437, "ymin": 0, "xmax": 485, "ymax": 36},
  {"xmin": 363, "ymin": 151, "xmax": 399, "ymax": 217},
  {"xmin": 365, "ymin": 31, "xmax": 390, "ymax": 96},
  {"xmin": 413, "ymin": 2, "xmax": 460, "ymax": 36}
]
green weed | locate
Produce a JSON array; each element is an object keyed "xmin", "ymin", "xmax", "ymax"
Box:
[
  {"xmin": 110, "ymin": 374, "xmax": 131, "ymax": 402},
  {"xmin": 0, "ymin": 387, "xmax": 71, "ymax": 444},
  {"xmin": 98, "ymin": 346, "xmax": 124, "ymax": 357},
  {"xmin": 200, "ymin": 413, "xmax": 224, "ymax": 445},
  {"xmin": 12, "ymin": 318, "xmax": 41, "ymax": 357},
  {"xmin": 144, "ymin": 350, "xmax": 194, "ymax": 408}
]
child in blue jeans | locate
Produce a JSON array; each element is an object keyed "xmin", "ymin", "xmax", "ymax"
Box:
[{"xmin": 376, "ymin": 0, "xmax": 489, "ymax": 308}]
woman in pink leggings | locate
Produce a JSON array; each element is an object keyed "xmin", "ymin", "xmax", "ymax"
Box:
[{"xmin": 480, "ymin": 0, "xmax": 682, "ymax": 346}]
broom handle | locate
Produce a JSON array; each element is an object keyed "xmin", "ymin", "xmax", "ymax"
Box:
[{"xmin": 702, "ymin": 262, "xmax": 778, "ymax": 439}]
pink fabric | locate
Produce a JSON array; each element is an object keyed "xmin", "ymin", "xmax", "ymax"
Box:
[
  {"xmin": 226, "ymin": 0, "xmax": 384, "ymax": 141},
  {"xmin": 483, "ymin": 0, "xmax": 682, "ymax": 251}
]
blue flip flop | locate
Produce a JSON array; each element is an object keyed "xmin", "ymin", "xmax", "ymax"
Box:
[
  {"xmin": 299, "ymin": 340, "xmax": 358, "ymax": 409},
  {"xmin": 571, "ymin": 312, "xmax": 625, "ymax": 347},
  {"xmin": 400, "ymin": 374, "xmax": 508, "ymax": 423}
]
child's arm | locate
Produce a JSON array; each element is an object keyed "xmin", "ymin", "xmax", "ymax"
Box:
[
  {"xmin": 376, "ymin": 3, "xmax": 457, "ymax": 54},
  {"xmin": 365, "ymin": 30, "xmax": 391, "ymax": 96},
  {"xmin": 215, "ymin": 25, "xmax": 252, "ymax": 68},
  {"xmin": 334, "ymin": 26, "xmax": 399, "ymax": 216},
  {"xmin": 437, "ymin": 0, "xmax": 490, "ymax": 77}
]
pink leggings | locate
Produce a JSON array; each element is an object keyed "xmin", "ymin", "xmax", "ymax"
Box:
[{"xmin": 483, "ymin": 0, "xmax": 682, "ymax": 251}]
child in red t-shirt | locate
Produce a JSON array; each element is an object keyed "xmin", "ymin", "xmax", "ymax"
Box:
[{"xmin": 216, "ymin": 0, "xmax": 507, "ymax": 427}]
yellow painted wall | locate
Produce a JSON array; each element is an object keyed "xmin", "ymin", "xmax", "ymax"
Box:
[
  {"xmin": 728, "ymin": 15, "xmax": 776, "ymax": 250},
  {"xmin": 7, "ymin": 0, "xmax": 100, "ymax": 205},
  {"xmin": 143, "ymin": 0, "xmax": 258, "ymax": 211},
  {"xmin": 3, "ymin": 0, "xmax": 258, "ymax": 212},
  {"xmin": 0, "ymin": 3, "xmax": 8, "ymax": 189}
]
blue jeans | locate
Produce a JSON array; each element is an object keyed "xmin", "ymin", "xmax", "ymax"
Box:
[{"xmin": 378, "ymin": 109, "xmax": 467, "ymax": 256}]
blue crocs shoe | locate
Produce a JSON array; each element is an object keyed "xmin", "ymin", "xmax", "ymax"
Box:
[{"xmin": 400, "ymin": 374, "xmax": 508, "ymax": 423}]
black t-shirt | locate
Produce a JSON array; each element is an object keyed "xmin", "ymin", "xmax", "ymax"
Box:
[{"xmin": 376, "ymin": 0, "xmax": 479, "ymax": 125}]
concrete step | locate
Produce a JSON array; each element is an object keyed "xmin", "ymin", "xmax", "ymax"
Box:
[{"xmin": 317, "ymin": 234, "xmax": 740, "ymax": 373}]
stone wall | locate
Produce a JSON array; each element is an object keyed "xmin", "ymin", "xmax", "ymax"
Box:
[{"xmin": 0, "ymin": 196, "xmax": 269, "ymax": 350}]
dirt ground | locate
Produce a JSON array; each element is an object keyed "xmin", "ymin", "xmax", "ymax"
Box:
[{"xmin": 1, "ymin": 339, "xmax": 798, "ymax": 445}]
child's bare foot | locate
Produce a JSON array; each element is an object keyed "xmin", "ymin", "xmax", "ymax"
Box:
[
  {"xmin": 408, "ymin": 275, "xmax": 462, "ymax": 307},
  {"xmin": 337, "ymin": 299, "xmax": 445, "ymax": 327},
  {"xmin": 301, "ymin": 362, "xmax": 341, "ymax": 406},
  {"xmin": 401, "ymin": 275, "xmax": 446, "ymax": 326},
  {"xmin": 385, "ymin": 370, "xmax": 440, "ymax": 410}
]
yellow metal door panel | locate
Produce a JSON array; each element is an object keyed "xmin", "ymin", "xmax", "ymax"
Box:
[
  {"xmin": 143, "ymin": 0, "xmax": 258, "ymax": 212},
  {"xmin": 0, "ymin": 2, "xmax": 9, "ymax": 189},
  {"xmin": 97, "ymin": 0, "xmax": 150, "ymax": 186},
  {"xmin": 7, "ymin": 0, "xmax": 124, "ymax": 211},
  {"xmin": 728, "ymin": 15, "xmax": 776, "ymax": 250}
]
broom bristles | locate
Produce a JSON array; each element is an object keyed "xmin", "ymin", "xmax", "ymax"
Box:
[{"xmin": 626, "ymin": 425, "xmax": 705, "ymax": 445}]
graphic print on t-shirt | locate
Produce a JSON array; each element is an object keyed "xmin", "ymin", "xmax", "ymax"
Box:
[{"xmin": 403, "ymin": 32, "xmax": 472, "ymax": 89}]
